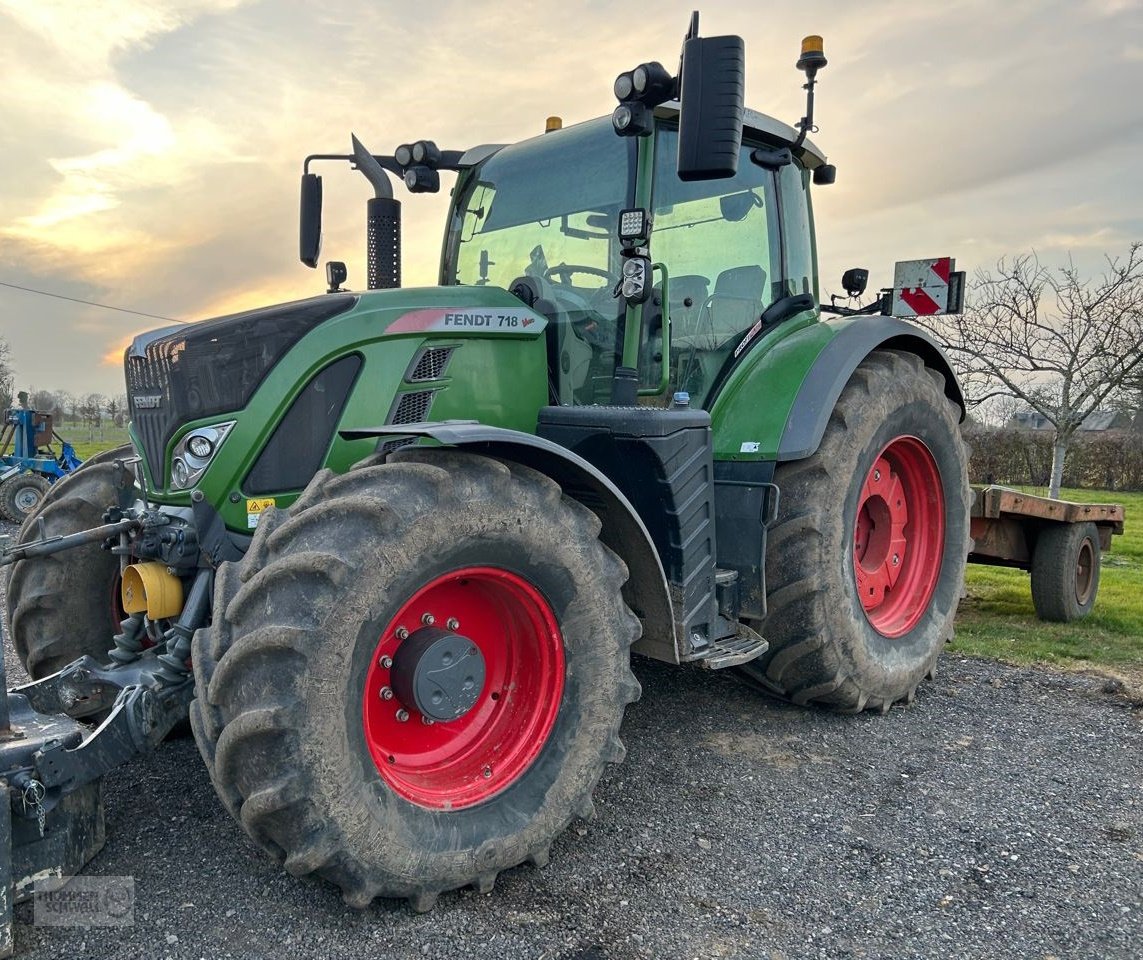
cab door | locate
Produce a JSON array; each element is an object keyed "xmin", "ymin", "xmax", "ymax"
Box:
[{"xmin": 648, "ymin": 126, "xmax": 782, "ymax": 405}]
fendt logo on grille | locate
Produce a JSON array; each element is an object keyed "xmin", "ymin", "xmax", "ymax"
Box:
[{"xmin": 132, "ymin": 395, "xmax": 162, "ymax": 409}]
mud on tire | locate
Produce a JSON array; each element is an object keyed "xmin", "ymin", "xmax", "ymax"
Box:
[
  {"xmin": 741, "ymin": 350, "xmax": 971, "ymax": 713},
  {"xmin": 189, "ymin": 449, "xmax": 641, "ymax": 910}
]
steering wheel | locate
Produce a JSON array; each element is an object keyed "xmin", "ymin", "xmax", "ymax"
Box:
[{"xmin": 544, "ymin": 263, "xmax": 612, "ymax": 287}]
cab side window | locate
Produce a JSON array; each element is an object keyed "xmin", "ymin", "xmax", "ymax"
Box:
[
  {"xmin": 650, "ymin": 127, "xmax": 781, "ymax": 403},
  {"xmin": 778, "ymin": 163, "xmax": 817, "ymax": 300}
]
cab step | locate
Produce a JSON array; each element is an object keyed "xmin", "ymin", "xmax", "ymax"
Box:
[{"xmin": 694, "ymin": 624, "xmax": 769, "ymax": 670}]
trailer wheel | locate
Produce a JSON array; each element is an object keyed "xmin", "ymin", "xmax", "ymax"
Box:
[
  {"xmin": 0, "ymin": 473, "xmax": 51, "ymax": 523},
  {"xmin": 741, "ymin": 350, "xmax": 971, "ymax": 712},
  {"xmin": 5, "ymin": 458, "xmax": 132, "ymax": 678},
  {"xmin": 190, "ymin": 450, "xmax": 640, "ymax": 910},
  {"xmin": 1030, "ymin": 521, "xmax": 1100, "ymax": 622}
]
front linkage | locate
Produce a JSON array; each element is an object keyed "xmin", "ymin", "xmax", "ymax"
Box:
[{"xmin": 0, "ymin": 461, "xmax": 207, "ymax": 957}]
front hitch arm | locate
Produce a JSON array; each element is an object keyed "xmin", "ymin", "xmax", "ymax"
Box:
[{"xmin": 0, "ymin": 517, "xmax": 139, "ymax": 568}]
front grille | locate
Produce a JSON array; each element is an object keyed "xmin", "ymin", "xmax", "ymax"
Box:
[
  {"xmin": 407, "ymin": 346, "xmax": 455, "ymax": 382},
  {"xmin": 389, "ymin": 390, "xmax": 435, "ymax": 425},
  {"xmin": 125, "ymin": 295, "xmax": 356, "ymax": 483}
]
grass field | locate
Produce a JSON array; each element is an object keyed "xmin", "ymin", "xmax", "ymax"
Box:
[
  {"xmin": 66, "ymin": 430, "xmax": 1142, "ymax": 678},
  {"xmin": 57, "ymin": 423, "xmax": 131, "ymax": 461},
  {"xmin": 952, "ymin": 487, "xmax": 1142, "ymax": 682}
]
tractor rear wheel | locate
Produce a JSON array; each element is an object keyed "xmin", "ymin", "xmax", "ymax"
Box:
[
  {"xmin": 0, "ymin": 473, "xmax": 50, "ymax": 523},
  {"xmin": 189, "ymin": 449, "xmax": 640, "ymax": 909},
  {"xmin": 6, "ymin": 458, "xmax": 132, "ymax": 678},
  {"xmin": 742, "ymin": 350, "xmax": 970, "ymax": 712}
]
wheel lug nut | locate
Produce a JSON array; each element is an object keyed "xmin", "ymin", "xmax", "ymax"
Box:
[
  {"xmin": 421, "ymin": 612, "xmax": 435, "ymax": 626},
  {"xmin": 446, "ymin": 617, "xmax": 460, "ymax": 631},
  {"xmin": 421, "ymin": 715, "xmax": 435, "ymax": 726},
  {"xmin": 892, "ymin": 554, "xmax": 899, "ymax": 566},
  {"xmin": 395, "ymin": 627, "xmax": 409, "ymax": 641},
  {"xmin": 873, "ymin": 469, "xmax": 881, "ymax": 482},
  {"xmin": 396, "ymin": 709, "xmax": 410, "ymax": 722},
  {"xmin": 482, "ymin": 766, "xmax": 492, "ymax": 779},
  {"xmin": 380, "ymin": 686, "xmax": 394, "ymax": 701},
  {"xmin": 379, "ymin": 655, "xmax": 393, "ymax": 669}
]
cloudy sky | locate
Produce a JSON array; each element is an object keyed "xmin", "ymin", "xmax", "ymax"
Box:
[{"xmin": 1, "ymin": 0, "xmax": 1141, "ymax": 396}]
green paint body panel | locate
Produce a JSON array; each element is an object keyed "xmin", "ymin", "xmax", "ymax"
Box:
[
  {"xmin": 709, "ymin": 312, "xmax": 835, "ymax": 461},
  {"xmin": 136, "ymin": 285, "xmax": 548, "ymax": 533}
]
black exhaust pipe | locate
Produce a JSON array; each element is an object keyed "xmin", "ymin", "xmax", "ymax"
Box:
[
  {"xmin": 367, "ymin": 196, "xmax": 401, "ymax": 290},
  {"xmin": 352, "ymin": 134, "xmax": 401, "ymax": 290}
]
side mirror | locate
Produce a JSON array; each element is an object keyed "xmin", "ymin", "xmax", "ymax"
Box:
[
  {"xmin": 677, "ymin": 34, "xmax": 745, "ymax": 182},
  {"xmin": 299, "ymin": 173, "xmax": 322, "ymax": 268}
]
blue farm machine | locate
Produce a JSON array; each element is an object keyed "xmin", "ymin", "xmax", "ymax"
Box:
[{"xmin": 0, "ymin": 397, "xmax": 83, "ymax": 523}]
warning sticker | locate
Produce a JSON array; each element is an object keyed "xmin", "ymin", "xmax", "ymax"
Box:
[{"xmin": 246, "ymin": 497, "xmax": 276, "ymax": 529}]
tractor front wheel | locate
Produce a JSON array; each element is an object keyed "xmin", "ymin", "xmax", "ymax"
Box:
[
  {"xmin": 6, "ymin": 459, "xmax": 132, "ymax": 677},
  {"xmin": 190, "ymin": 449, "xmax": 640, "ymax": 909},
  {"xmin": 743, "ymin": 350, "xmax": 971, "ymax": 712}
]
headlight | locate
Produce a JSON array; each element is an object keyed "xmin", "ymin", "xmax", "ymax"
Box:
[{"xmin": 170, "ymin": 421, "xmax": 235, "ymax": 490}]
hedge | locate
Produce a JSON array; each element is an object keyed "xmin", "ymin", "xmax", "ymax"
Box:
[{"xmin": 963, "ymin": 426, "xmax": 1143, "ymax": 491}]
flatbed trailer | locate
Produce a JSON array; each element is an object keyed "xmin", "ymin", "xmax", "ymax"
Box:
[{"xmin": 968, "ymin": 485, "xmax": 1125, "ymax": 622}]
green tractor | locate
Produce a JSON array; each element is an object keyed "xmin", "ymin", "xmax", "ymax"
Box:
[{"xmin": 1, "ymin": 16, "xmax": 968, "ymax": 928}]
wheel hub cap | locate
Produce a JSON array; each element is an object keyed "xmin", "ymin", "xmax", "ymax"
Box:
[
  {"xmin": 14, "ymin": 487, "xmax": 41, "ymax": 512},
  {"xmin": 362, "ymin": 566, "xmax": 565, "ymax": 809},
  {"xmin": 390, "ymin": 626, "xmax": 486, "ymax": 722}
]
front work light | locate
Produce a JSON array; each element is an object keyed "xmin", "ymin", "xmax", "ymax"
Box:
[
  {"xmin": 618, "ymin": 208, "xmax": 650, "ymax": 245},
  {"xmin": 631, "ymin": 61, "xmax": 675, "ymax": 104},
  {"xmin": 403, "ymin": 166, "xmax": 440, "ymax": 193},
  {"xmin": 411, "ymin": 140, "xmax": 441, "ymax": 166},
  {"xmin": 620, "ymin": 255, "xmax": 651, "ymax": 304},
  {"xmin": 612, "ymin": 101, "xmax": 652, "ymax": 137}
]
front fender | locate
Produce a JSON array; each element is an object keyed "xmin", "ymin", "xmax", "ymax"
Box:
[{"xmin": 340, "ymin": 421, "xmax": 679, "ymax": 663}]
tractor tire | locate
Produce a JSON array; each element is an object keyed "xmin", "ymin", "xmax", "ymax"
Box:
[
  {"xmin": 1030, "ymin": 521, "xmax": 1100, "ymax": 622},
  {"xmin": 11, "ymin": 444, "xmax": 133, "ymax": 536},
  {"xmin": 5, "ymin": 458, "xmax": 131, "ymax": 678},
  {"xmin": 0, "ymin": 474, "xmax": 50, "ymax": 523},
  {"xmin": 741, "ymin": 350, "xmax": 971, "ymax": 713},
  {"xmin": 189, "ymin": 449, "xmax": 641, "ymax": 910}
]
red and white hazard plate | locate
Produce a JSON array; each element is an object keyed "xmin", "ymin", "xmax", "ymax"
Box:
[{"xmin": 890, "ymin": 257, "xmax": 959, "ymax": 317}]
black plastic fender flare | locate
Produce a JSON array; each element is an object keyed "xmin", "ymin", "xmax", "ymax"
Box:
[
  {"xmin": 340, "ymin": 421, "xmax": 679, "ymax": 663},
  {"xmin": 777, "ymin": 317, "xmax": 966, "ymax": 462}
]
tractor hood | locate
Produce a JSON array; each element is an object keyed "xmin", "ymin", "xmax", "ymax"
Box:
[{"xmin": 125, "ymin": 285, "xmax": 547, "ymax": 484}]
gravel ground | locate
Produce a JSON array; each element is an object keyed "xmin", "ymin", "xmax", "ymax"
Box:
[{"xmin": 1, "ymin": 519, "xmax": 1140, "ymax": 959}]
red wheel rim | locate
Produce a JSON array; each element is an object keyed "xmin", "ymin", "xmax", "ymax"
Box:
[
  {"xmin": 362, "ymin": 567, "xmax": 564, "ymax": 809},
  {"xmin": 853, "ymin": 436, "xmax": 945, "ymax": 638}
]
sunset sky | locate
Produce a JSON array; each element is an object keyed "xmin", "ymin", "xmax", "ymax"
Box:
[{"xmin": 1, "ymin": 0, "xmax": 1141, "ymax": 396}]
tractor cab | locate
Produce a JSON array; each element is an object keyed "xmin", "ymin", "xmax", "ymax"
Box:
[{"xmin": 441, "ymin": 106, "xmax": 828, "ymax": 410}]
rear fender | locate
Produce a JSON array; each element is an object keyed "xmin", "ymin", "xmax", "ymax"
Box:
[
  {"xmin": 777, "ymin": 317, "xmax": 965, "ymax": 461},
  {"xmin": 340, "ymin": 422, "xmax": 679, "ymax": 663}
]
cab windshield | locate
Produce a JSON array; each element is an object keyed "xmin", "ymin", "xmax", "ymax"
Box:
[{"xmin": 444, "ymin": 119, "xmax": 635, "ymax": 404}]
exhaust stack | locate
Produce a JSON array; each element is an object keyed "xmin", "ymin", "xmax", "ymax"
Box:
[{"xmin": 351, "ymin": 135, "xmax": 401, "ymax": 290}]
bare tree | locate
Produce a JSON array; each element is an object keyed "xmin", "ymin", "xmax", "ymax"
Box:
[
  {"xmin": 107, "ymin": 393, "xmax": 128, "ymax": 428},
  {"xmin": 915, "ymin": 244, "xmax": 1143, "ymax": 497},
  {"xmin": 0, "ymin": 338, "xmax": 13, "ymax": 411}
]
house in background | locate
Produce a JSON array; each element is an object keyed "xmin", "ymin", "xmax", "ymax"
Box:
[{"xmin": 1008, "ymin": 409, "xmax": 1135, "ymax": 433}]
